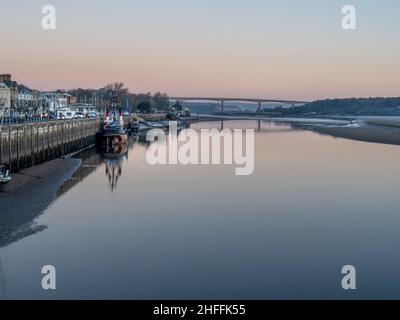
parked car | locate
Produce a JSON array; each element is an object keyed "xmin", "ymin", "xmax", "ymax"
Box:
[
  {"xmin": 87, "ymin": 111, "xmax": 98, "ymax": 118},
  {"xmin": 74, "ymin": 112, "xmax": 84, "ymax": 119},
  {"xmin": 59, "ymin": 112, "xmax": 74, "ymax": 120},
  {"xmin": 57, "ymin": 108, "xmax": 75, "ymax": 120}
]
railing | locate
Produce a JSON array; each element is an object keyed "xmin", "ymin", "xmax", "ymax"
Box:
[
  {"xmin": 1, "ymin": 116, "xmax": 51, "ymax": 125},
  {"xmin": 0, "ymin": 113, "xmax": 166, "ymax": 125}
]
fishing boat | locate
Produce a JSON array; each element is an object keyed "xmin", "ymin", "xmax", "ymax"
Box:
[
  {"xmin": 99, "ymin": 96, "xmax": 128, "ymax": 147},
  {"xmin": 0, "ymin": 165, "xmax": 11, "ymax": 186}
]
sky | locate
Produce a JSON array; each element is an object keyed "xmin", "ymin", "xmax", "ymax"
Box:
[{"xmin": 1, "ymin": 0, "xmax": 399, "ymax": 100}]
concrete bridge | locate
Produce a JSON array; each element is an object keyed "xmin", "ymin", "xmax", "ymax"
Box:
[{"xmin": 169, "ymin": 97, "xmax": 310, "ymax": 112}]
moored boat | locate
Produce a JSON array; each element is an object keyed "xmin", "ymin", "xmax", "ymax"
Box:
[{"xmin": 99, "ymin": 96, "xmax": 128, "ymax": 147}]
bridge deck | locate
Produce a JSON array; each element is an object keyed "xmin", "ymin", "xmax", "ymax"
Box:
[{"xmin": 169, "ymin": 97, "xmax": 310, "ymax": 104}]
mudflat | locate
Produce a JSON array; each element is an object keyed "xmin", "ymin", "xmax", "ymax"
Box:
[
  {"xmin": 312, "ymin": 125, "xmax": 400, "ymax": 146},
  {"xmin": 0, "ymin": 158, "xmax": 81, "ymax": 248}
]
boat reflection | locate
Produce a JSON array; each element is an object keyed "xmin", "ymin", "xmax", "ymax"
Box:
[{"xmin": 101, "ymin": 142, "xmax": 128, "ymax": 192}]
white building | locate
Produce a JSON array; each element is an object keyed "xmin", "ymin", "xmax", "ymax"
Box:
[
  {"xmin": 18, "ymin": 85, "xmax": 33, "ymax": 102},
  {"xmin": 42, "ymin": 92, "xmax": 73, "ymax": 112}
]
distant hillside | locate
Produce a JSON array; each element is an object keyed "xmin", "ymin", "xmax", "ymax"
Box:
[{"xmin": 271, "ymin": 98, "xmax": 400, "ymax": 116}]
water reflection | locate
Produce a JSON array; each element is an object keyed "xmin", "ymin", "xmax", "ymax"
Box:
[
  {"xmin": 102, "ymin": 143, "xmax": 128, "ymax": 192},
  {"xmin": 2, "ymin": 120, "xmax": 400, "ymax": 299},
  {"xmin": 200, "ymin": 119, "xmax": 304, "ymax": 133},
  {"xmin": 0, "ymin": 120, "xmax": 316, "ymax": 250},
  {"xmin": 56, "ymin": 148, "xmax": 103, "ymax": 198}
]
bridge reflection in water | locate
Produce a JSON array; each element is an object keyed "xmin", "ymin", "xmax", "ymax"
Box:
[{"xmin": 218, "ymin": 119, "xmax": 302, "ymax": 133}]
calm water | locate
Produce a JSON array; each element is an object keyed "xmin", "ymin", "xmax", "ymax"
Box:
[{"xmin": 1, "ymin": 120, "xmax": 400, "ymax": 299}]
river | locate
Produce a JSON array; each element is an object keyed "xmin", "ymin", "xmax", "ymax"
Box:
[{"xmin": 1, "ymin": 120, "xmax": 400, "ymax": 299}]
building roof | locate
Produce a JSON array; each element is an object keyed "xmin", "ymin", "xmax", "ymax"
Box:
[
  {"xmin": 18, "ymin": 84, "xmax": 33, "ymax": 92},
  {"xmin": 2, "ymin": 80, "xmax": 18, "ymax": 90}
]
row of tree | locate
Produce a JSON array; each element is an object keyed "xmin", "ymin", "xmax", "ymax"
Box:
[
  {"xmin": 65, "ymin": 82, "xmax": 172, "ymax": 113},
  {"xmin": 268, "ymin": 97, "xmax": 400, "ymax": 116}
]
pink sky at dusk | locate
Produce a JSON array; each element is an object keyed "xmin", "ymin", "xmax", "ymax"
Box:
[{"xmin": 1, "ymin": 0, "xmax": 399, "ymax": 100}]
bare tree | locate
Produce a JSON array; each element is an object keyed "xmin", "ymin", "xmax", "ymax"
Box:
[
  {"xmin": 102, "ymin": 82, "xmax": 129, "ymax": 106},
  {"xmin": 152, "ymin": 92, "xmax": 170, "ymax": 111}
]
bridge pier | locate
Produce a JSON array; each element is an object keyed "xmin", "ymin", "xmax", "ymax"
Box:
[
  {"xmin": 257, "ymin": 101, "xmax": 261, "ymax": 113},
  {"xmin": 221, "ymin": 100, "xmax": 224, "ymax": 112}
]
